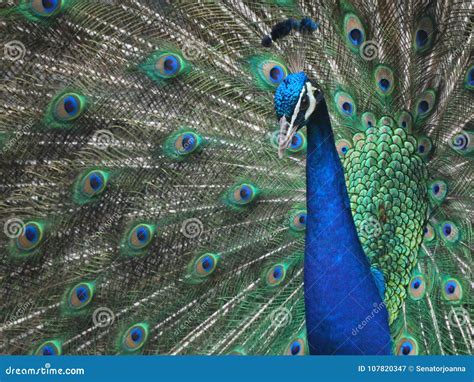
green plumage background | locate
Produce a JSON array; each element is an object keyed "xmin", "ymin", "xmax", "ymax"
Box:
[{"xmin": 0, "ymin": 0, "xmax": 472, "ymax": 355}]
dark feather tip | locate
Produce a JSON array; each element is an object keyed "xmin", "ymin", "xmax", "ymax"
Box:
[
  {"xmin": 289, "ymin": 17, "xmax": 300, "ymax": 31},
  {"xmin": 261, "ymin": 35, "xmax": 273, "ymax": 47},
  {"xmin": 271, "ymin": 19, "xmax": 293, "ymax": 41},
  {"xmin": 299, "ymin": 17, "xmax": 319, "ymax": 33}
]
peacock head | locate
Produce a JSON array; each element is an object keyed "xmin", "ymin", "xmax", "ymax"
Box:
[{"xmin": 274, "ymin": 72, "xmax": 321, "ymax": 157}]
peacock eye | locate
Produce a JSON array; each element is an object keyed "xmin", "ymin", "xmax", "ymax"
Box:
[
  {"xmin": 286, "ymin": 338, "xmax": 305, "ymax": 356},
  {"xmin": 374, "ymin": 66, "xmax": 395, "ymax": 95},
  {"xmin": 174, "ymin": 132, "xmax": 201, "ymax": 155},
  {"xmin": 336, "ymin": 139, "xmax": 352, "ymax": 157},
  {"xmin": 81, "ymin": 171, "xmax": 108, "ymax": 198},
  {"xmin": 266, "ymin": 264, "xmax": 286, "ymax": 286},
  {"xmin": 122, "ymin": 323, "xmax": 149, "ymax": 352},
  {"xmin": 31, "ymin": 0, "xmax": 63, "ymax": 17},
  {"xmin": 465, "ymin": 65, "xmax": 474, "ymax": 89},
  {"xmin": 416, "ymin": 135, "xmax": 433, "ymax": 159},
  {"xmin": 230, "ymin": 183, "xmax": 258, "ymax": 206},
  {"xmin": 127, "ymin": 224, "xmax": 155, "ymax": 250},
  {"xmin": 16, "ymin": 222, "xmax": 44, "ymax": 251},
  {"xmin": 441, "ymin": 278, "xmax": 463, "ymax": 302},
  {"xmin": 414, "ymin": 17, "xmax": 435, "ymax": 53},
  {"xmin": 361, "ymin": 112, "xmax": 376, "ymax": 129},
  {"xmin": 260, "ymin": 61, "xmax": 288, "ymax": 87},
  {"xmin": 415, "ymin": 90, "xmax": 436, "ymax": 119},
  {"xmin": 438, "ymin": 221, "xmax": 459, "ymax": 244},
  {"xmin": 422, "ymin": 223, "xmax": 435, "ymax": 242},
  {"xmin": 155, "ymin": 54, "xmax": 183, "ymax": 78},
  {"xmin": 195, "ymin": 253, "xmax": 218, "ymax": 277},
  {"xmin": 68, "ymin": 282, "xmax": 94, "ymax": 309},
  {"xmin": 53, "ymin": 93, "xmax": 85, "ymax": 122},
  {"xmin": 408, "ymin": 274, "xmax": 426, "ymax": 300},
  {"xmin": 396, "ymin": 110, "xmax": 413, "ymax": 132},
  {"xmin": 428, "ymin": 180, "xmax": 447, "ymax": 204},
  {"xmin": 344, "ymin": 14, "xmax": 365, "ymax": 49},
  {"xmin": 35, "ymin": 340, "xmax": 61, "ymax": 356},
  {"xmin": 398, "ymin": 341, "xmax": 414, "ymax": 355},
  {"xmin": 287, "ymin": 132, "xmax": 306, "ymax": 153},
  {"xmin": 289, "ymin": 210, "xmax": 307, "ymax": 231},
  {"xmin": 334, "ymin": 91, "xmax": 356, "ymax": 118},
  {"xmin": 395, "ymin": 335, "xmax": 418, "ymax": 356}
]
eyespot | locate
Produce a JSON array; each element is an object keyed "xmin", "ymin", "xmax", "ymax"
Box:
[
  {"xmin": 289, "ymin": 209, "xmax": 307, "ymax": 232},
  {"xmin": 361, "ymin": 112, "xmax": 376, "ymax": 130},
  {"xmin": 68, "ymin": 282, "xmax": 94, "ymax": 309},
  {"xmin": 449, "ymin": 130, "xmax": 472, "ymax": 155},
  {"xmin": 396, "ymin": 110, "xmax": 413, "ymax": 133},
  {"xmin": 35, "ymin": 340, "xmax": 61, "ymax": 356},
  {"xmin": 31, "ymin": 0, "xmax": 63, "ymax": 17},
  {"xmin": 194, "ymin": 253, "xmax": 218, "ymax": 277},
  {"xmin": 53, "ymin": 93, "xmax": 85, "ymax": 122},
  {"xmin": 374, "ymin": 66, "xmax": 395, "ymax": 95},
  {"xmin": 155, "ymin": 53, "xmax": 184, "ymax": 78},
  {"xmin": 416, "ymin": 135, "xmax": 433, "ymax": 159},
  {"xmin": 334, "ymin": 91, "xmax": 356, "ymax": 118},
  {"xmin": 415, "ymin": 90, "xmax": 436, "ymax": 119},
  {"xmin": 423, "ymin": 223, "xmax": 435, "ymax": 243},
  {"xmin": 441, "ymin": 277, "xmax": 463, "ymax": 302},
  {"xmin": 465, "ymin": 65, "xmax": 474, "ymax": 90},
  {"xmin": 81, "ymin": 171, "xmax": 108, "ymax": 198},
  {"xmin": 230, "ymin": 183, "xmax": 258, "ymax": 206},
  {"xmin": 122, "ymin": 323, "xmax": 149, "ymax": 352},
  {"xmin": 259, "ymin": 60, "xmax": 288, "ymax": 87},
  {"xmin": 344, "ymin": 14, "xmax": 365, "ymax": 50},
  {"xmin": 287, "ymin": 132, "xmax": 306, "ymax": 153},
  {"xmin": 414, "ymin": 17, "xmax": 435, "ymax": 53},
  {"xmin": 395, "ymin": 336, "xmax": 418, "ymax": 355},
  {"xmin": 16, "ymin": 221, "xmax": 44, "ymax": 251},
  {"xmin": 286, "ymin": 338, "xmax": 305, "ymax": 356},
  {"xmin": 174, "ymin": 132, "xmax": 201, "ymax": 155},
  {"xmin": 336, "ymin": 139, "xmax": 352, "ymax": 157},
  {"xmin": 266, "ymin": 264, "xmax": 286, "ymax": 286},
  {"xmin": 438, "ymin": 221, "xmax": 460, "ymax": 244},
  {"xmin": 428, "ymin": 180, "xmax": 447, "ymax": 204},
  {"xmin": 127, "ymin": 224, "xmax": 155, "ymax": 250},
  {"xmin": 408, "ymin": 274, "xmax": 426, "ymax": 300}
]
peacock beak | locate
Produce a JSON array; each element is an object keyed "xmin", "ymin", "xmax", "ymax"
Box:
[{"xmin": 278, "ymin": 115, "xmax": 300, "ymax": 158}]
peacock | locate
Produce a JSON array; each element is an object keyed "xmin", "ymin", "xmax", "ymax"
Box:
[{"xmin": 0, "ymin": 0, "xmax": 472, "ymax": 356}]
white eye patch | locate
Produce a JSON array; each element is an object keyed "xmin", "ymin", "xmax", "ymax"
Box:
[{"xmin": 304, "ymin": 82, "xmax": 317, "ymax": 120}]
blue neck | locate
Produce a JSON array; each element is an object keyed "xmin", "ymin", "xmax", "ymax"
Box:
[{"xmin": 304, "ymin": 99, "xmax": 392, "ymax": 355}]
